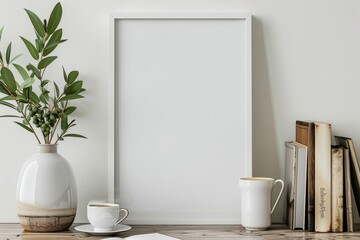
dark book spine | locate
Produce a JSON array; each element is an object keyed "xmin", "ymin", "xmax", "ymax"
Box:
[{"xmin": 296, "ymin": 120, "xmax": 315, "ymax": 231}]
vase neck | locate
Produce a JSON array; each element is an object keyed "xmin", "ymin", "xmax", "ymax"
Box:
[{"xmin": 37, "ymin": 144, "xmax": 58, "ymax": 153}]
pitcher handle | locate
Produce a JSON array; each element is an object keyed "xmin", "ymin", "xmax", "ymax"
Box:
[{"xmin": 271, "ymin": 179, "xmax": 285, "ymax": 214}]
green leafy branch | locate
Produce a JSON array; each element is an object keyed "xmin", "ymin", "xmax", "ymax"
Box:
[{"xmin": 0, "ymin": 2, "xmax": 86, "ymax": 144}]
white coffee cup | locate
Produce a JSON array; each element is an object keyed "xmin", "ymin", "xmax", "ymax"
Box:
[
  {"xmin": 239, "ymin": 177, "xmax": 284, "ymax": 231},
  {"xmin": 87, "ymin": 202, "xmax": 129, "ymax": 232}
]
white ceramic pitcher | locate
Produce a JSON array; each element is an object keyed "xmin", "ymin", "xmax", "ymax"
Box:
[{"xmin": 239, "ymin": 177, "xmax": 284, "ymax": 230}]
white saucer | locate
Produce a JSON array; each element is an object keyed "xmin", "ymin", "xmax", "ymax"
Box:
[{"xmin": 74, "ymin": 224, "xmax": 131, "ymax": 236}]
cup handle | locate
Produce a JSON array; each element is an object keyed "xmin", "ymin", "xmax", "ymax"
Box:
[
  {"xmin": 271, "ymin": 179, "xmax": 285, "ymax": 214},
  {"xmin": 115, "ymin": 208, "xmax": 129, "ymax": 226}
]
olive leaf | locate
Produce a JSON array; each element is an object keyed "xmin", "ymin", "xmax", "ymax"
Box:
[
  {"xmin": 0, "ymin": 26, "xmax": 4, "ymax": 42},
  {"xmin": 63, "ymin": 133, "xmax": 87, "ymax": 139},
  {"xmin": 0, "ymin": 115, "xmax": 21, "ymax": 118},
  {"xmin": 63, "ymin": 106, "xmax": 76, "ymax": 115},
  {"xmin": 59, "ymin": 94, "xmax": 84, "ymax": 102},
  {"xmin": 0, "ymin": 100, "xmax": 16, "ymax": 109},
  {"xmin": 14, "ymin": 121, "xmax": 33, "ymax": 133},
  {"xmin": 20, "ymin": 77, "xmax": 35, "ymax": 89},
  {"xmin": 1, "ymin": 67, "xmax": 17, "ymax": 94},
  {"xmin": 35, "ymin": 39, "xmax": 44, "ymax": 53},
  {"xmin": 5, "ymin": 42, "xmax": 11, "ymax": 64},
  {"xmin": 0, "ymin": 82, "xmax": 10, "ymax": 95},
  {"xmin": 26, "ymin": 63, "xmax": 41, "ymax": 79},
  {"xmin": 61, "ymin": 113, "xmax": 68, "ymax": 130},
  {"xmin": 20, "ymin": 37, "xmax": 39, "ymax": 60},
  {"xmin": 8, "ymin": 54, "xmax": 22, "ymax": 64},
  {"xmin": 38, "ymin": 56, "xmax": 57, "ymax": 69},
  {"xmin": 62, "ymin": 66, "xmax": 68, "ymax": 82},
  {"xmin": 67, "ymin": 71, "xmax": 79, "ymax": 84},
  {"xmin": 47, "ymin": 2, "xmax": 62, "ymax": 35},
  {"xmin": 65, "ymin": 81, "xmax": 82, "ymax": 95},
  {"xmin": 24, "ymin": 8, "xmax": 45, "ymax": 37},
  {"xmin": 54, "ymin": 82, "xmax": 60, "ymax": 97},
  {"xmin": 13, "ymin": 63, "xmax": 30, "ymax": 80}
]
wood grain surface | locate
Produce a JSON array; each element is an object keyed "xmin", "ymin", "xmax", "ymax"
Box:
[{"xmin": 1, "ymin": 224, "xmax": 360, "ymax": 240}]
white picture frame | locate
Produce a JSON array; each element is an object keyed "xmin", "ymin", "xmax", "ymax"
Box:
[{"xmin": 108, "ymin": 12, "xmax": 252, "ymax": 224}]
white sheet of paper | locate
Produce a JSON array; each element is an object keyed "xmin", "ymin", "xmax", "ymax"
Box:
[{"xmin": 102, "ymin": 233, "xmax": 180, "ymax": 240}]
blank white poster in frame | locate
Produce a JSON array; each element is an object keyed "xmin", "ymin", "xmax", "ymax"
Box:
[{"xmin": 108, "ymin": 12, "xmax": 252, "ymax": 224}]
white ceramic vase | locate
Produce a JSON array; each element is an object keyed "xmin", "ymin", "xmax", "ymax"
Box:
[{"xmin": 17, "ymin": 144, "xmax": 77, "ymax": 232}]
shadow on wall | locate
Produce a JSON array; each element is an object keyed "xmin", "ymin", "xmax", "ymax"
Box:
[
  {"xmin": 252, "ymin": 17, "xmax": 278, "ymax": 180},
  {"xmin": 251, "ymin": 17, "xmax": 284, "ymax": 223}
]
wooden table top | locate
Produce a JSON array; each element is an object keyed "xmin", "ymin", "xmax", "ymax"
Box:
[{"xmin": 2, "ymin": 224, "xmax": 360, "ymax": 239}]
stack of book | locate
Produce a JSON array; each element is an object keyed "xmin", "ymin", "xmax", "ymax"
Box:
[{"xmin": 284, "ymin": 120, "xmax": 360, "ymax": 232}]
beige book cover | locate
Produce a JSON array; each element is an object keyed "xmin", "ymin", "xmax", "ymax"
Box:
[
  {"xmin": 331, "ymin": 146, "xmax": 343, "ymax": 232},
  {"xmin": 285, "ymin": 141, "xmax": 308, "ymax": 230},
  {"xmin": 343, "ymin": 147, "xmax": 353, "ymax": 232},
  {"xmin": 314, "ymin": 122, "xmax": 331, "ymax": 232},
  {"xmin": 334, "ymin": 136, "xmax": 354, "ymax": 232}
]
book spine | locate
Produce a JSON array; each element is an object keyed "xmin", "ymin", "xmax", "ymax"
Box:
[
  {"xmin": 334, "ymin": 136, "xmax": 354, "ymax": 232},
  {"xmin": 331, "ymin": 146, "xmax": 343, "ymax": 232},
  {"xmin": 296, "ymin": 120, "xmax": 315, "ymax": 231},
  {"xmin": 314, "ymin": 122, "xmax": 331, "ymax": 232},
  {"xmin": 285, "ymin": 142, "xmax": 296, "ymax": 230},
  {"xmin": 347, "ymin": 139, "xmax": 360, "ymax": 221},
  {"xmin": 296, "ymin": 143, "xmax": 308, "ymax": 230},
  {"xmin": 343, "ymin": 147, "xmax": 353, "ymax": 232}
]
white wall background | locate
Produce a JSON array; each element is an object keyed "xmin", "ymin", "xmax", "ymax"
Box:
[{"xmin": 1, "ymin": 0, "xmax": 360, "ymax": 224}]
